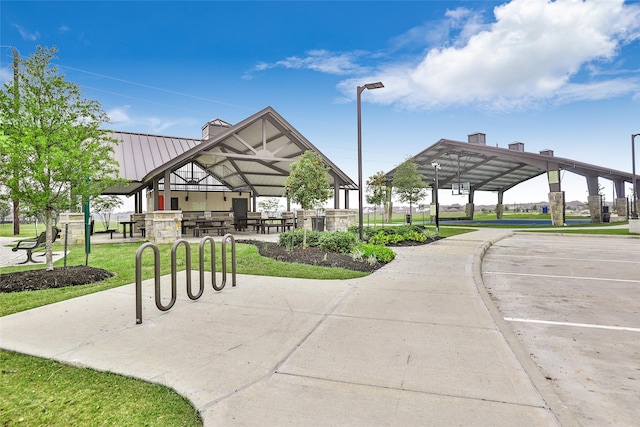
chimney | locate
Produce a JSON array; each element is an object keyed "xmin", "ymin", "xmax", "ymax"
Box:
[
  {"xmin": 508, "ymin": 142, "xmax": 525, "ymax": 151},
  {"xmin": 468, "ymin": 132, "xmax": 486, "ymax": 145},
  {"xmin": 202, "ymin": 118, "xmax": 232, "ymax": 139},
  {"xmin": 539, "ymin": 149, "xmax": 554, "ymax": 157}
]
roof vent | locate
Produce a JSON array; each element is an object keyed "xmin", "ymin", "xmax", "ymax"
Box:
[
  {"xmin": 202, "ymin": 118, "xmax": 232, "ymax": 140},
  {"xmin": 508, "ymin": 142, "xmax": 525, "ymax": 151},
  {"xmin": 468, "ymin": 132, "xmax": 486, "ymax": 145},
  {"xmin": 539, "ymin": 149, "xmax": 554, "ymax": 157}
]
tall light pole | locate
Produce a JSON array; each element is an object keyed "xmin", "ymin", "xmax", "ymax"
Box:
[
  {"xmin": 632, "ymin": 133, "xmax": 640, "ymax": 219},
  {"xmin": 357, "ymin": 81, "xmax": 384, "ymax": 240},
  {"xmin": 431, "ymin": 162, "xmax": 441, "ymax": 234}
]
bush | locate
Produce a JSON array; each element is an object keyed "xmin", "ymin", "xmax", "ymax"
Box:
[
  {"xmin": 318, "ymin": 231, "xmax": 358, "ymax": 254},
  {"xmin": 278, "ymin": 229, "xmax": 321, "ymax": 248},
  {"xmin": 357, "ymin": 243, "xmax": 396, "ymax": 263}
]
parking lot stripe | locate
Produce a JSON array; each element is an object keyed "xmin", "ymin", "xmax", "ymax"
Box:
[
  {"xmin": 483, "ymin": 271, "xmax": 640, "ymax": 283},
  {"xmin": 504, "ymin": 317, "xmax": 640, "ymax": 332}
]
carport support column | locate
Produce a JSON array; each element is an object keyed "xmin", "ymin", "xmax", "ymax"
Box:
[
  {"xmin": 496, "ymin": 191, "xmax": 504, "ymax": 219},
  {"xmin": 585, "ymin": 174, "xmax": 602, "ymax": 223},
  {"xmin": 615, "ymin": 198, "xmax": 628, "ymax": 220},
  {"xmin": 548, "ymin": 191, "xmax": 565, "ymax": 226},
  {"xmin": 465, "ymin": 189, "xmax": 475, "ymax": 220}
]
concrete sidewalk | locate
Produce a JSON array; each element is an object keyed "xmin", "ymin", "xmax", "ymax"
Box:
[{"xmin": 0, "ymin": 229, "xmax": 569, "ymax": 426}]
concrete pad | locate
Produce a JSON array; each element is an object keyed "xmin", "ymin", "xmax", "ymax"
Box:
[
  {"xmin": 279, "ymin": 316, "xmax": 542, "ymax": 406},
  {"xmin": 334, "ymin": 287, "xmax": 494, "ymax": 328},
  {"xmin": 204, "ymin": 373, "xmax": 555, "ymax": 427}
]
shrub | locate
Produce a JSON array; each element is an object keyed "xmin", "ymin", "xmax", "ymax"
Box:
[
  {"xmin": 278, "ymin": 229, "xmax": 321, "ymax": 248},
  {"xmin": 318, "ymin": 231, "xmax": 357, "ymax": 254},
  {"xmin": 357, "ymin": 243, "xmax": 396, "ymax": 263}
]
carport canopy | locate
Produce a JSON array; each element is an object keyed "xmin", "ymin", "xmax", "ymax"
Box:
[{"xmin": 384, "ymin": 133, "xmax": 634, "ymax": 199}]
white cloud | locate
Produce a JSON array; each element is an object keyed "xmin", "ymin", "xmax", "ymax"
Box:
[
  {"xmin": 246, "ymin": 49, "xmax": 367, "ymax": 79},
  {"xmin": 107, "ymin": 106, "xmax": 132, "ymax": 124},
  {"xmin": 13, "ymin": 24, "xmax": 39, "ymax": 41},
  {"xmin": 366, "ymin": 0, "xmax": 640, "ymax": 111}
]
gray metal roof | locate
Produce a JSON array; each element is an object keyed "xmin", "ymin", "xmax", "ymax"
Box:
[
  {"xmin": 385, "ymin": 135, "xmax": 633, "ymax": 194},
  {"xmin": 104, "ymin": 107, "xmax": 357, "ymax": 197}
]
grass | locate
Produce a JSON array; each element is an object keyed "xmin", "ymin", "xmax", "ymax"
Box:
[{"xmin": 0, "ymin": 350, "xmax": 201, "ymax": 426}]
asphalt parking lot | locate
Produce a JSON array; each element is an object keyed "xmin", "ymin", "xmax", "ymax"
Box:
[{"xmin": 482, "ymin": 233, "xmax": 640, "ymax": 427}]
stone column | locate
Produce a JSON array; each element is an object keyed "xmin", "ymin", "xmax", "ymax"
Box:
[
  {"xmin": 58, "ymin": 212, "xmax": 85, "ymax": 245},
  {"xmin": 465, "ymin": 203, "xmax": 475, "ymax": 219},
  {"xmin": 325, "ymin": 209, "xmax": 356, "ymax": 232},
  {"xmin": 587, "ymin": 195, "xmax": 602, "ymax": 223},
  {"xmin": 548, "ymin": 191, "xmax": 565, "ymax": 226},
  {"xmin": 495, "ymin": 204, "xmax": 504, "ymax": 219},
  {"xmin": 145, "ymin": 211, "xmax": 182, "ymax": 244},
  {"xmin": 296, "ymin": 210, "xmax": 314, "ymax": 231},
  {"xmin": 615, "ymin": 197, "xmax": 628, "ymax": 220}
]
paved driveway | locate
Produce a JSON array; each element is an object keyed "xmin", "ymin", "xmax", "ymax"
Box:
[{"xmin": 482, "ymin": 233, "xmax": 640, "ymax": 427}]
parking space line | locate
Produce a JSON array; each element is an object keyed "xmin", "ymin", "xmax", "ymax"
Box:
[
  {"xmin": 483, "ymin": 271, "xmax": 640, "ymax": 283},
  {"xmin": 505, "ymin": 317, "xmax": 640, "ymax": 333},
  {"xmin": 486, "ymin": 254, "xmax": 639, "ymax": 264}
]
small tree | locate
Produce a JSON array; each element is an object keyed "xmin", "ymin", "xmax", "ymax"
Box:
[
  {"xmin": 366, "ymin": 171, "xmax": 387, "ymax": 226},
  {"xmin": 0, "ymin": 46, "xmax": 122, "ymax": 270},
  {"xmin": 283, "ymin": 150, "xmax": 332, "ymax": 247},
  {"xmin": 258, "ymin": 197, "xmax": 281, "ymax": 217},
  {"xmin": 392, "ymin": 157, "xmax": 428, "ymax": 224},
  {"xmin": 92, "ymin": 195, "xmax": 123, "ymax": 231}
]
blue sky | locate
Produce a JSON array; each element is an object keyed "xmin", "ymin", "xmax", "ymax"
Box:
[{"xmin": 2, "ymin": 0, "xmax": 640, "ymax": 208}]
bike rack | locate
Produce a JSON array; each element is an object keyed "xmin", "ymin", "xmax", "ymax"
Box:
[{"xmin": 135, "ymin": 235, "xmax": 237, "ymax": 324}]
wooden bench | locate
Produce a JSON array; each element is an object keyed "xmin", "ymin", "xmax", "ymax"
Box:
[{"xmin": 12, "ymin": 227, "xmax": 60, "ymax": 264}]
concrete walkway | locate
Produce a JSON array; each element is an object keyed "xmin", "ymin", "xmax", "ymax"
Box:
[{"xmin": 0, "ymin": 229, "xmax": 572, "ymax": 426}]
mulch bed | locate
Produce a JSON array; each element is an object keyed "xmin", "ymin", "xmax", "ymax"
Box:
[
  {"xmin": 0, "ymin": 266, "xmax": 113, "ymax": 294},
  {"xmin": 1, "ymin": 237, "xmax": 443, "ymax": 293}
]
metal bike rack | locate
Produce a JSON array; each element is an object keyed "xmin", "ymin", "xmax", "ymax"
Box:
[
  {"xmin": 135, "ymin": 235, "xmax": 237, "ymax": 324},
  {"xmin": 220, "ymin": 233, "xmax": 237, "ymax": 289}
]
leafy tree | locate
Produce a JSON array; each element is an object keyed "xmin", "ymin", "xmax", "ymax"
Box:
[
  {"xmin": 0, "ymin": 198, "xmax": 11, "ymax": 223},
  {"xmin": 258, "ymin": 197, "xmax": 281, "ymax": 217},
  {"xmin": 366, "ymin": 171, "xmax": 387, "ymax": 226},
  {"xmin": 392, "ymin": 157, "xmax": 428, "ymax": 223},
  {"xmin": 0, "ymin": 46, "xmax": 121, "ymax": 270},
  {"xmin": 283, "ymin": 150, "xmax": 332, "ymax": 247},
  {"xmin": 92, "ymin": 195, "xmax": 123, "ymax": 231}
]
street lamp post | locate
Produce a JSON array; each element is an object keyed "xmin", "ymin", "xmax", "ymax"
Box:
[
  {"xmin": 357, "ymin": 82, "xmax": 384, "ymax": 241},
  {"xmin": 632, "ymin": 133, "xmax": 640, "ymax": 219},
  {"xmin": 431, "ymin": 162, "xmax": 441, "ymax": 234}
]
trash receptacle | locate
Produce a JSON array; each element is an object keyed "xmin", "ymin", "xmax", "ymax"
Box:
[
  {"xmin": 312, "ymin": 216, "xmax": 325, "ymax": 231},
  {"xmin": 405, "ymin": 214, "xmax": 412, "ymax": 224}
]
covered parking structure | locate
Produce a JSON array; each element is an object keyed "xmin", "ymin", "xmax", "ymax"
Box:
[{"xmin": 384, "ymin": 133, "xmax": 636, "ymax": 226}]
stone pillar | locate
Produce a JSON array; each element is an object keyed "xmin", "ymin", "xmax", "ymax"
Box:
[
  {"xmin": 131, "ymin": 213, "xmax": 145, "ymax": 235},
  {"xmin": 325, "ymin": 209, "xmax": 357, "ymax": 232},
  {"xmin": 145, "ymin": 211, "xmax": 182, "ymax": 244},
  {"xmin": 465, "ymin": 203, "xmax": 475, "ymax": 219},
  {"xmin": 58, "ymin": 212, "xmax": 85, "ymax": 245},
  {"xmin": 296, "ymin": 210, "xmax": 314, "ymax": 231},
  {"xmin": 548, "ymin": 191, "xmax": 565, "ymax": 226},
  {"xmin": 587, "ymin": 195, "xmax": 602, "ymax": 223},
  {"xmin": 629, "ymin": 218, "xmax": 640, "ymax": 234},
  {"xmin": 495, "ymin": 204, "xmax": 504, "ymax": 219},
  {"xmin": 615, "ymin": 197, "xmax": 628, "ymax": 220}
]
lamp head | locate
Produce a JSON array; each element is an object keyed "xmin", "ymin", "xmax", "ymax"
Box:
[{"xmin": 364, "ymin": 82, "xmax": 384, "ymax": 90}]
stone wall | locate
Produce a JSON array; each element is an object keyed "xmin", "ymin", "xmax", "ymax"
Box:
[
  {"xmin": 144, "ymin": 211, "xmax": 183, "ymax": 244},
  {"xmin": 59, "ymin": 212, "xmax": 85, "ymax": 245},
  {"xmin": 325, "ymin": 209, "xmax": 356, "ymax": 232},
  {"xmin": 295, "ymin": 210, "xmax": 315, "ymax": 231}
]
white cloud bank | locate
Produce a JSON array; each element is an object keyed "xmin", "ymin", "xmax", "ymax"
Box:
[
  {"xmin": 258, "ymin": 0, "xmax": 640, "ymax": 111},
  {"xmin": 352, "ymin": 0, "xmax": 640, "ymax": 110}
]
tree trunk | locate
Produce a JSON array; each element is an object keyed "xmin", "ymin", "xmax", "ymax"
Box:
[{"xmin": 45, "ymin": 209, "xmax": 54, "ymax": 271}]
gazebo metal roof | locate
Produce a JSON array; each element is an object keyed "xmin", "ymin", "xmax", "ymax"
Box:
[{"xmin": 105, "ymin": 106, "xmax": 357, "ymax": 198}]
